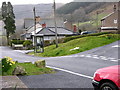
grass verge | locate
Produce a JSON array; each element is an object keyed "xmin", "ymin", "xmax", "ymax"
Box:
[
  {"xmin": 28, "ymin": 34, "xmax": 120, "ymax": 57},
  {"xmin": 2, "ymin": 62, "xmax": 55, "ymax": 76}
]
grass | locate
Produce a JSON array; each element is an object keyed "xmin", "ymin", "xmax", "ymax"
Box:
[
  {"xmin": 91, "ymin": 13, "xmax": 108, "ymax": 27},
  {"xmin": 29, "ymin": 34, "xmax": 120, "ymax": 57},
  {"xmin": 2, "ymin": 62, "xmax": 55, "ymax": 76},
  {"xmin": 74, "ymin": 13, "xmax": 108, "ymax": 28}
]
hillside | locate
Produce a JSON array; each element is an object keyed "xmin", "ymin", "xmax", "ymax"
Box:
[
  {"xmin": 56, "ymin": 2, "xmax": 94, "ymax": 14},
  {"xmin": 56, "ymin": 2, "xmax": 109, "ymax": 23},
  {"xmin": 77, "ymin": 2, "xmax": 115, "ymax": 31},
  {"xmin": 13, "ymin": 3, "xmax": 63, "ymax": 19},
  {"xmin": 56, "ymin": 2, "xmax": 107, "ymax": 15},
  {"xmin": 13, "ymin": 3, "xmax": 63, "ymax": 31},
  {"xmin": 56, "ymin": 2, "xmax": 115, "ymax": 31}
]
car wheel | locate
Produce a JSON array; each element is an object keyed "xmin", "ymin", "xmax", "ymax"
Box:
[{"xmin": 100, "ymin": 82, "xmax": 118, "ymax": 90}]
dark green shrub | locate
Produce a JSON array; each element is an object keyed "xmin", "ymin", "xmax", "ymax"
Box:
[
  {"xmin": 23, "ymin": 40, "xmax": 32, "ymax": 47},
  {"xmin": 10, "ymin": 39, "xmax": 25, "ymax": 45}
]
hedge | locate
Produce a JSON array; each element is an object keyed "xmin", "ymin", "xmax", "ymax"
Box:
[
  {"xmin": 63, "ymin": 32, "xmax": 114, "ymax": 43},
  {"xmin": 10, "ymin": 39, "xmax": 25, "ymax": 45}
]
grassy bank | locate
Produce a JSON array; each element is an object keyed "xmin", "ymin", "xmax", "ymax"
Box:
[
  {"xmin": 2, "ymin": 62, "xmax": 55, "ymax": 76},
  {"xmin": 29, "ymin": 34, "xmax": 120, "ymax": 57}
]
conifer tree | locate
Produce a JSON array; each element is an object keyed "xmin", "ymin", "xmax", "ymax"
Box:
[{"xmin": 1, "ymin": 2, "xmax": 16, "ymax": 45}]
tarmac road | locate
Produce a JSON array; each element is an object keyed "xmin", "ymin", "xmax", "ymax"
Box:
[{"xmin": 0, "ymin": 40, "xmax": 119, "ymax": 88}]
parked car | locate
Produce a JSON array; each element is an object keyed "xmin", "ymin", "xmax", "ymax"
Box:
[
  {"xmin": 81, "ymin": 31, "xmax": 96, "ymax": 35},
  {"xmin": 92, "ymin": 65, "xmax": 120, "ymax": 90}
]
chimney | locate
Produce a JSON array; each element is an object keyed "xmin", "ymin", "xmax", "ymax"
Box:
[
  {"xmin": 118, "ymin": 1, "xmax": 120, "ymax": 10},
  {"xmin": 73, "ymin": 25, "xmax": 77, "ymax": 32},
  {"xmin": 35, "ymin": 16, "xmax": 41, "ymax": 23},
  {"xmin": 113, "ymin": 4, "xmax": 117, "ymax": 12},
  {"xmin": 42, "ymin": 23, "xmax": 46, "ymax": 28}
]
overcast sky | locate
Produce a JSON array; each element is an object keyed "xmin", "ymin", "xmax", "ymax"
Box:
[{"xmin": 0, "ymin": 0, "xmax": 73, "ymax": 6}]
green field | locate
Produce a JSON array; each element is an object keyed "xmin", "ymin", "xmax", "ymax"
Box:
[{"xmin": 74, "ymin": 13, "xmax": 108, "ymax": 28}]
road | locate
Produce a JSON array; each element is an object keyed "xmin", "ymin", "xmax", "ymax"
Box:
[{"xmin": 0, "ymin": 41, "xmax": 119, "ymax": 88}]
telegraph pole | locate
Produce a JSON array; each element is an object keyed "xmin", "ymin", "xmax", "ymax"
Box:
[
  {"xmin": 118, "ymin": 1, "xmax": 120, "ymax": 34},
  {"xmin": 53, "ymin": 0, "xmax": 58, "ymax": 48},
  {"xmin": 33, "ymin": 7, "xmax": 37, "ymax": 52},
  {"xmin": 33, "ymin": 7, "xmax": 36, "ymax": 35},
  {"xmin": 96, "ymin": 11, "xmax": 99, "ymax": 32}
]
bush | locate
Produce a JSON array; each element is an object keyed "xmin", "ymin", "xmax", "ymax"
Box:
[
  {"xmin": 1, "ymin": 57, "xmax": 15, "ymax": 73},
  {"xmin": 23, "ymin": 40, "xmax": 33, "ymax": 49},
  {"xmin": 23, "ymin": 40, "xmax": 32, "ymax": 47},
  {"xmin": 10, "ymin": 39, "xmax": 25, "ymax": 45}
]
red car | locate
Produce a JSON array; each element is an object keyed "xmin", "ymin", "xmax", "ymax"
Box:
[{"xmin": 92, "ymin": 65, "xmax": 120, "ymax": 90}]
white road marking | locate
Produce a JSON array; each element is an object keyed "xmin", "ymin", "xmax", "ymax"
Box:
[
  {"xmin": 74, "ymin": 55, "xmax": 79, "ymax": 57},
  {"xmin": 24, "ymin": 61, "xmax": 31, "ymax": 63},
  {"xmin": 47, "ymin": 66, "xmax": 93, "ymax": 79},
  {"xmin": 92, "ymin": 57, "xmax": 100, "ymax": 59},
  {"xmin": 112, "ymin": 45, "xmax": 120, "ymax": 48},
  {"xmin": 86, "ymin": 55, "xmax": 92, "ymax": 58},
  {"xmin": 93, "ymin": 55, "xmax": 98, "ymax": 57},
  {"xmin": 100, "ymin": 57, "xmax": 108, "ymax": 60},
  {"xmin": 110, "ymin": 60, "xmax": 118, "ymax": 62},
  {"xmin": 99, "ymin": 56, "xmax": 106, "ymax": 58},
  {"xmin": 79, "ymin": 55, "xmax": 85, "ymax": 57},
  {"xmin": 47, "ymin": 54, "xmax": 118, "ymax": 62}
]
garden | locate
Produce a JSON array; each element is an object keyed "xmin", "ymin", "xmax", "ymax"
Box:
[{"xmin": 0, "ymin": 57, "xmax": 55, "ymax": 76}]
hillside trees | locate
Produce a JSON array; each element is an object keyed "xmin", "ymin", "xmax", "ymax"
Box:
[
  {"xmin": 56, "ymin": 2, "xmax": 106, "ymax": 23},
  {"xmin": 1, "ymin": 2, "xmax": 16, "ymax": 45},
  {"xmin": 60, "ymin": 7, "xmax": 90, "ymax": 23},
  {"xmin": 56, "ymin": 2, "xmax": 93, "ymax": 14}
]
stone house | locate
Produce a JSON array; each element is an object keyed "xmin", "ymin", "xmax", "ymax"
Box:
[{"xmin": 101, "ymin": 2, "xmax": 120, "ymax": 32}]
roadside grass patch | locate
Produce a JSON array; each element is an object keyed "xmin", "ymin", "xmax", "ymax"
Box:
[
  {"xmin": 1, "ymin": 62, "xmax": 55, "ymax": 76},
  {"xmin": 29, "ymin": 34, "xmax": 120, "ymax": 57}
]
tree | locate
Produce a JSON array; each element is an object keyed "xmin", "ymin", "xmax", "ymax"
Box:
[{"xmin": 1, "ymin": 2, "xmax": 16, "ymax": 45}]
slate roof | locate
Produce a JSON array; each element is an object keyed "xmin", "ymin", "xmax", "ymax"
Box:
[{"xmin": 37, "ymin": 27, "xmax": 75, "ymax": 36}]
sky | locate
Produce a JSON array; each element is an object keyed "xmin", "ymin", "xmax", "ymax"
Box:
[{"xmin": 0, "ymin": 0, "xmax": 73, "ymax": 6}]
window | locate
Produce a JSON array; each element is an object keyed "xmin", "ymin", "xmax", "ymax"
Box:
[{"xmin": 114, "ymin": 19, "xmax": 117, "ymax": 24}]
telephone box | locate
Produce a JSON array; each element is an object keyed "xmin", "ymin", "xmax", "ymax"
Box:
[{"xmin": 34, "ymin": 34, "xmax": 44, "ymax": 53}]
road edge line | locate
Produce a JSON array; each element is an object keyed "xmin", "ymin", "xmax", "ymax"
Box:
[{"xmin": 46, "ymin": 65, "xmax": 93, "ymax": 79}]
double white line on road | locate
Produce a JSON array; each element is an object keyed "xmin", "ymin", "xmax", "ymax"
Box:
[{"xmin": 47, "ymin": 66, "xmax": 93, "ymax": 79}]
